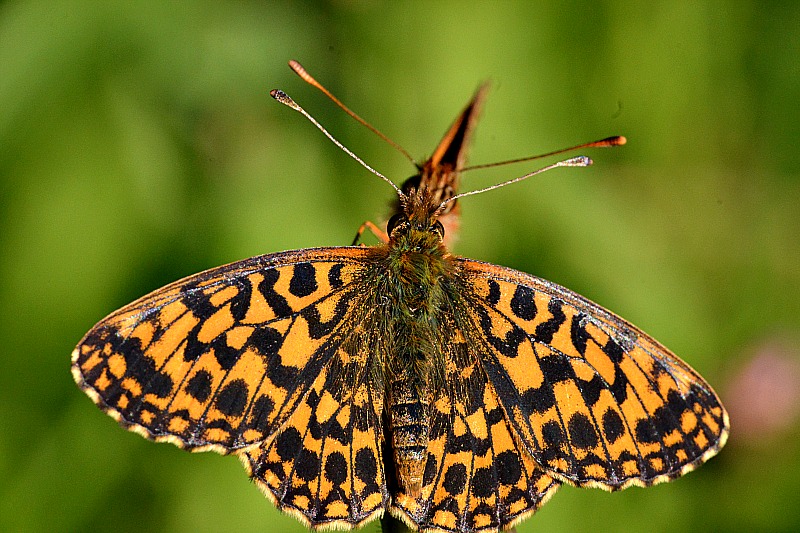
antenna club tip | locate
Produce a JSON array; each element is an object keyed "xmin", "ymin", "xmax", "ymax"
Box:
[
  {"xmin": 270, "ymin": 89, "xmax": 300, "ymax": 110},
  {"xmin": 596, "ymin": 135, "xmax": 627, "ymax": 147},
  {"xmin": 288, "ymin": 60, "xmax": 307, "ymax": 75},
  {"xmin": 562, "ymin": 155, "xmax": 592, "ymax": 167}
]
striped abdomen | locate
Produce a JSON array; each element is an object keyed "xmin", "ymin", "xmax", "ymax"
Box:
[{"xmin": 389, "ymin": 373, "xmax": 430, "ymax": 495}]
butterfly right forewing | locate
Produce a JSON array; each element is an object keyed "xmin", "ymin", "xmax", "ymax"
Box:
[{"xmin": 458, "ymin": 259, "xmax": 729, "ymax": 490}]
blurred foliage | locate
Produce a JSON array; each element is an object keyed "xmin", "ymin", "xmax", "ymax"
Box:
[{"xmin": 1, "ymin": 1, "xmax": 799, "ymax": 532}]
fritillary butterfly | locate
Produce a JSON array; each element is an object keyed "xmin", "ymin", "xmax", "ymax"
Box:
[{"xmin": 72, "ymin": 64, "xmax": 728, "ymax": 532}]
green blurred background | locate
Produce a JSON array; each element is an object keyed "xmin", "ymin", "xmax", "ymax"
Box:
[{"xmin": 1, "ymin": 1, "xmax": 798, "ymax": 532}]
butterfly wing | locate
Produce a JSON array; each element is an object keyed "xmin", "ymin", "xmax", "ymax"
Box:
[
  {"xmin": 458, "ymin": 259, "xmax": 729, "ymax": 490},
  {"xmin": 390, "ymin": 311, "xmax": 559, "ymax": 532},
  {"xmin": 240, "ymin": 350, "xmax": 389, "ymax": 529},
  {"xmin": 72, "ymin": 246, "xmax": 380, "ymax": 453}
]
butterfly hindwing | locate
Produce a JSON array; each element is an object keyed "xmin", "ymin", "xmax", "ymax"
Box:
[
  {"xmin": 71, "ymin": 247, "xmax": 374, "ymax": 452},
  {"xmin": 458, "ymin": 259, "xmax": 729, "ymax": 490},
  {"xmin": 391, "ymin": 318, "xmax": 559, "ymax": 532},
  {"xmin": 241, "ymin": 354, "xmax": 389, "ymax": 529}
]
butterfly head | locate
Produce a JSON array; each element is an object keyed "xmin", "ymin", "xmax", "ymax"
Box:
[
  {"xmin": 387, "ymin": 189, "xmax": 447, "ymax": 249},
  {"xmin": 399, "ymin": 165, "xmax": 458, "ymax": 214}
]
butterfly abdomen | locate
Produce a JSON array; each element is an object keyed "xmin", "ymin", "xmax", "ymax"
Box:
[
  {"xmin": 388, "ymin": 369, "xmax": 430, "ymax": 496},
  {"xmin": 384, "ymin": 292, "xmax": 437, "ymax": 497}
]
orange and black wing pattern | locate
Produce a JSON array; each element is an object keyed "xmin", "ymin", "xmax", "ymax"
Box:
[
  {"xmin": 391, "ymin": 326, "xmax": 559, "ymax": 532},
  {"xmin": 240, "ymin": 353, "xmax": 389, "ymax": 528},
  {"xmin": 72, "ymin": 247, "xmax": 393, "ymax": 529},
  {"xmin": 458, "ymin": 258, "xmax": 729, "ymax": 490}
]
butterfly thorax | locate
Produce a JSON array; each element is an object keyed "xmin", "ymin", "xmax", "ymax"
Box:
[{"xmin": 378, "ymin": 196, "xmax": 455, "ymax": 496}]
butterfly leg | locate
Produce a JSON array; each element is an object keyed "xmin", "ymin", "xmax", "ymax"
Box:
[{"xmin": 351, "ymin": 220, "xmax": 389, "ymax": 245}]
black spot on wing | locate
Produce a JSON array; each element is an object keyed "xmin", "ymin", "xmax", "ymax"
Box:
[
  {"xmin": 355, "ymin": 447, "xmax": 379, "ymax": 492},
  {"xmin": 568, "ymin": 413, "xmax": 599, "ymax": 450},
  {"xmin": 443, "ymin": 463, "xmax": 467, "ymax": 495},
  {"xmin": 328, "ymin": 263, "xmax": 344, "ymax": 289},
  {"xmin": 495, "ymin": 451, "xmax": 522, "ymax": 485},
  {"xmin": 180, "ymin": 282, "xmax": 217, "ymax": 320},
  {"xmin": 423, "ymin": 453, "xmax": 438, "ymax": 486},
  {"xmin": 247, "ymin": 395, "xmax": 275, "ymax": 433},
  {"xmin": 635, "ymin": 418, "xmax": 659, "ymax": 444},
  {"xmin": 477, "ymin": 306, "xmax": 527, "ymax": 359},
  {"xmin": 510, "ymin": 284, "xmax": 536, "ymax": 320},
  {"xmin": 229, "ymin": 279, "xmax": 253, "ymax": 321},
  {"xmin": 290, "ymin": 262, "xmax": 318, "ymax": 297},
  {"xmin": 210, "ymin": 337, "xmax": 242, "ymax": 371},
  {"xmin": 542, "ymin": 421, "xmax": 566, "ymax": 448},
  {"xmin": 276, "ymin": 427, "xmax": 302, "ymax": 460},
  {"xmin": 602, "ymin": 409, "xmax": 625, "ymax": 443},
  {"xmin": 326, "ymin": 417, "xmax": 348, "ymax": 445},
  {"xmin": 470, "ymin": 467, "xmax": 495, "ymax": 498},
  {"xmin": 540, "ymin": 420, "xmax": 573, "ymax": 472},
  {"xmin": 267, "ymin": 359, "xmax": 300, "ymax": 387},
  {"xmin": 302, "ymin": 292, "xmax": 351, "ymax": 339},
  {"xmin": 539, "ymin": 354, "xmax": 575, "ymax": 384},
  {"xmin": 485, "ymin": 405, "xmax": 504, "ymax": 426},
  {"xmin": 604, "ymin": 337, "xmax": 625, "ymax": 364},
  {"xmin": 486, "ymin": 279, "xmax": 501, "ymax": 305},
  {"xmin": 570, "ymin": 313, "xmax": 590, "ymax": 355},
  {"xmin": 182, "ymin": 331, "xmax": 206, "ymax": 363},
  {"xmin": 295, "ymin": 448, "xmax": 321, "ymax": 482},
  {"xmin": 576, "ymin": 373, "xmax": 604, "ymax": 407},
  {"xmin": 249, "ymin": 325, "xmax": 283, "ymax": 355},
  {"xmin": 521, "ymin": 385, "xmax": 557, "ymax": 415},
  {"xmin": 324, "ymin": 451, "xmax": 348, "ymax": 485},
  {"xmin": 186, "ymin": 370, "xmax": 213, "ymax": 403},
  {"xmin": 181, "ymin": 326, "xmax": 243, "ymax": 370},
  {"xmin": 607, "ymin": 363, "xmax": 630, "ymax": 404},
  {"xmin": 215, "ymin": 379, "xmax": 249, "ymax": 417}
]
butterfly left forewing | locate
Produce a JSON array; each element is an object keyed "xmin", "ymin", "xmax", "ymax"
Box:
[
  {"xmin": 457, "ymin": 258, "xmax": 728, "ymax": 490},
  {"xmin": 72, "ymin": 247, "xmax": 374, "ymax": 453}
]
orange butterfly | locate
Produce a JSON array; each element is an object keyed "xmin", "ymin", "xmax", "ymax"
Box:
[{"xmin": 73, "ymin": 62, "xmax": 728, "ymax": 532}]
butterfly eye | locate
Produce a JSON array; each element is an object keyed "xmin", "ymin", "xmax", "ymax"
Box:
[
  {"xmin": 387, "ymin": 213, "xmax": 405, "ymax": 235},
  {"xmin": 432, "ymin": 220, "xmax": 445, "ymax": 240}
]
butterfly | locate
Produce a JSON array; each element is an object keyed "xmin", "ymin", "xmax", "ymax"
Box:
[{"xmin": 72, "ymin": 64, "xmax": 729, "ymax": 533}]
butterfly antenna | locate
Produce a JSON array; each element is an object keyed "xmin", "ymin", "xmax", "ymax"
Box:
[
  {"xmin": 287, "ymin": 60, "xmax": 418, "ymax": 166},
  {"xmin": 442, "ymin": 156, "xmax": 593, "ymax": 208},
  {"xmin": 271, "ymin": 89, "xmax": 403, "ymax": 196},
  {"xmin": 462, "ymin": 135, "xmax": 626, "ymax": 171}
]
